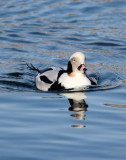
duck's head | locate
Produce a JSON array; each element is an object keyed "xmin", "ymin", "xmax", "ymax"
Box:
[{"xmin": 67, "ymin": 52, "xmax": 87, "ymax": 74}]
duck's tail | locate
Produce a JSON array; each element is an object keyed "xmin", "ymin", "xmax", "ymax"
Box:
[{"xmin": 26, "ymin": 63, "xmax": 40, "ymax": 73}]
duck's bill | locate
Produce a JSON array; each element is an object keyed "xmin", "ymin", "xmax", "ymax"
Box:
[{"xmin": 78, "ymin": 64, "xmax": 87, "ymax": 71}]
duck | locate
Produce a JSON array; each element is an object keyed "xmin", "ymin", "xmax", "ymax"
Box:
[{"xmin": 27, "ymin": 52, "xmax": 97, "ymax": 91}]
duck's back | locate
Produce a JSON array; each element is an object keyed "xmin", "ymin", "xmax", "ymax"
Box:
[{"xmin": 36, "ymin": 67, "xmax": 63, "ymax": 91}]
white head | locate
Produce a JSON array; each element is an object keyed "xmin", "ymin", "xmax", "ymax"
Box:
[{"xmin": 67, "ymin": 52, "xmax": 87, "ymax": 74}]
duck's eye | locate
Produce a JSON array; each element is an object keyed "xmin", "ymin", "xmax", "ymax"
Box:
[{"xmin": 71, "ymin": 58, "xmax": 76, "ymax": 62}]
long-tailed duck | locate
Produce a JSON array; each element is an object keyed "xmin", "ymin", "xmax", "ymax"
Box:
[{"xmin": 27, "ymin": 52, "xmax": 97, "ymax": 91}]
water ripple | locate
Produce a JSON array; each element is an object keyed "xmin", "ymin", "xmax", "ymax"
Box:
[
  {"xmin": 0, "ymin": 0, "xmax": 125, "ymax": 93},
  {"xmin": 0, "ymin": 1, "xmax": 126, "ymax": 160}
]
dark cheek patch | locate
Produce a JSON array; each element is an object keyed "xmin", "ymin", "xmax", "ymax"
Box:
[
  {"xmin": 67, "ymin": 61, "xmax": 73, "ymax": 74},
  {"xmin": 40, "ymin": 75, "xmax": 53, "ymax": 84}
]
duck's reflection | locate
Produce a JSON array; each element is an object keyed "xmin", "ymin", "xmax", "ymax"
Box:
[{"xmin": 61, "ymin": 92, "xmax": 88, "ymax": 128}]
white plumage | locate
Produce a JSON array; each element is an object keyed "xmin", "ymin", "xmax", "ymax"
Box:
[
  {"xmin": 58, "ymin": 72, "xmax": 91, "ymax": 89},
  {"xmin": 36, "ymin": 67, "xmax": 62, "ymax": 91},
  {"xmin": 28, "ymin": 52, "xmax": 97, "ymax": 91}
]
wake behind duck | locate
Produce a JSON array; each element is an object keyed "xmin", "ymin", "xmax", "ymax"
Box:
[{"xmin": 27, "ymin": 52, "xmax": 97, "ymax": 91}]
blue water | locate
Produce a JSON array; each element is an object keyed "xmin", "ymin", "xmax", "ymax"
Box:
[{"xmin": 0, "ymin": 0, "xmax": 126, "ymax": 159}]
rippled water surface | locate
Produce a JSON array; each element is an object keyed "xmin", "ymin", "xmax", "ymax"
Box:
[{"xmin": 0, "ymin": 0, "xmax": 126, "ymax": 160}]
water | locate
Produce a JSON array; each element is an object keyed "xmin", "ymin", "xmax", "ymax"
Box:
[{"xmin": 0, "ymin": 0, "xmax": 126, "ymax": 159}]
